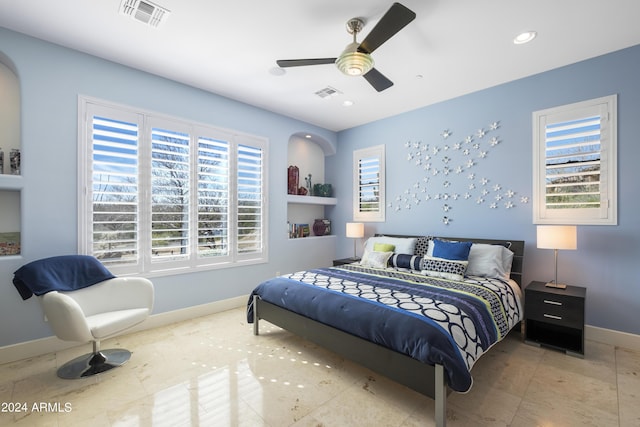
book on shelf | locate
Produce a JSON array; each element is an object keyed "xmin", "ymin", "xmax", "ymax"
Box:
[{"xmin": 288, "ymin": 222, "xmax": 310, "ymax": 238}]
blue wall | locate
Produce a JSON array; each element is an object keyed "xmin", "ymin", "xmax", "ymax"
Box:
[
  {"xmin": 1, "ymin": 25, "xmax": 639, "ymax": 350},
  {"xmin": 328, "ymin": 44, "xmax": 640, "ymax": 335},
  {"xmin": 0, "ymin": 28, "xmax": 337, "ymax": 348}
]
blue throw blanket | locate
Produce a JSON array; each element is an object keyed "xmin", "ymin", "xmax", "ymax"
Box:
[{"xmin": 13, "ymin": 255, "xmax": 115, "ymax": 300}]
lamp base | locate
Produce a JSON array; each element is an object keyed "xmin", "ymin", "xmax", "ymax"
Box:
[{"xmin": 545, "ymin": 281, "xmax": 567, "ymax": 289}]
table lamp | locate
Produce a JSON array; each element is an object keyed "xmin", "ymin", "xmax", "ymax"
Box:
[
  {"xmin": 345, "ymin": 222, "xmax": 364, "ymax": 260},
  {"xmin": 536, "ymin": 225, "xmax": 577, "ymax": 289}
]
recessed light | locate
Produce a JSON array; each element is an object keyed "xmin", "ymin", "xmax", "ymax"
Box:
[
  {"xmin": 514, "ymin": 31, "xmax": 537, "ymax": 45},
  {"xmin": 305, "ymin": 134, "xmax": 312, "ymax": 139},
  {"xmin": 343, "ymin": 100, "xmax": 354, "ymax": 107}
]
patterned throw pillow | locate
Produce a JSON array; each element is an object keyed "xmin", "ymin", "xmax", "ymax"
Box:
[
  {"xmin": 421, "ymin": 256, "xmax": 468, "ymax": 281},
  {"xmin": 360, "ymin": 251, "xmax": 394, "ymax": 269},
  {"xmin": 414, "ymin": 236, "xmax": 433, "ymax": 257}
]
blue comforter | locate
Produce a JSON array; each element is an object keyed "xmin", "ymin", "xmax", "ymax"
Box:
[{"xmin": 247, "ymin": 264, "xmax": 522, "ymax": 392}]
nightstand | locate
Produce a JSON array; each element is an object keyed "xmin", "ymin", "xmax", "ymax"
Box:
[
  {"xmin": 524, "ymin": 281, "xmax": 586, "ymax": 357},
  {"xmin": 333, "ymin": 257, "xmax": 360, "ymax": 267}
]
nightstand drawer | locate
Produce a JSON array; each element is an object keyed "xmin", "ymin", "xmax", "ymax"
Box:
[{"xmin": 525, "ymin": 288, "xmax": 585, "ymax": 329}]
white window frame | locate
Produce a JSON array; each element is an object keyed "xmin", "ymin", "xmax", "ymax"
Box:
[
  {"xmin": 353, "ymin": 144, "xmax": 385, "ymax": 222},
  {"xmin": 532, "ymin": 95, "xmax": 617, "ymax": 225},
  {"xmin": 78, "ymin": 96, "xmax": 268, "ymax": 276}
]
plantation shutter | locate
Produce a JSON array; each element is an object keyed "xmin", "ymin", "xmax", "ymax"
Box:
[
  {"xmin": 533, "ymin": 95, "xmax": 616, "ymax": 225},
  {"xmin": 236, "ymin": 141, "xmax": 264, "ymax": 256},
  {"xmin": 89, "ymin": 113, "xmax": 140, "ymax": 269},
  {"xmin": 79, "ymin": 96, "xmax": 269, "ymax": 274},
  {"xmin": 197, "ymin": 135, "xmax": 230, "ymax": 259},
  {"xmin": 353, "ymin": 145, "xmax": 385, "ymax": 222},
  {"xmin": 358, "ymin": 156, "xmax": 381, "ymax": 213},
  {"xmin": 150, "ymin": 124, "xmax": 191, "ymax": 262},
  {"xmin": 544, "ymin": 115, "xmax": 602, "ymax": 210}
]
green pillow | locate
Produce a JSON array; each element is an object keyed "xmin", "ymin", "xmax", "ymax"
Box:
[{"xmin": 373, "ymin": 243, "xmax": 396, "ymax": 252}]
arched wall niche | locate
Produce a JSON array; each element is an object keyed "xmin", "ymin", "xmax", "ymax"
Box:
[
  {"xmin": 0, "ymin": 51, "xmax": 21, "ymax": 176},
  {"xmin": 290, "ymin": 132, "xmax": 336, "ymax": 156},
  {"xmin": 286, "ymin": 132, "xmax": 336, "ymax": 238},
  {"xmin": 0, "ymin": 50, "xmax": 22, "ymax": 256},
  {"xmin": 287, "ymin": 131, "xmax": 335, "ymax": 190}
]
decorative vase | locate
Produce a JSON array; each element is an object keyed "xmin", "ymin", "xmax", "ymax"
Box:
[
  {"xmin": 287, "ymin": 166, "xmax": 299, "ymax": 195},
  {"xmin": 313, "ymin": 219, "xmax": 328, "ymax": 236},
  {"xmin": 313, "ymin": 183, "xmax": 332, "ymax": 197}
]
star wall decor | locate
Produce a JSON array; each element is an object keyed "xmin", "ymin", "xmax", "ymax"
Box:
[{"xmin": 387, "ymin": 121, "xmax": 530, "ymax": 225}]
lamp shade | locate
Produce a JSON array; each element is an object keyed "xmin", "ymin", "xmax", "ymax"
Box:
[
  {"xmin": 345, "ymin": 222, "xmax": 364, "ymax": 239},
  {"xmin": 537, "ymin": 225, "xmax": 577, "ymax": 250}
]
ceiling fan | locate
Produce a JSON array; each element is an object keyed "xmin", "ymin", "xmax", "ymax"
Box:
[{"xmin": 276, "ymin": 2, "xmax": 416, "ymax": 92}]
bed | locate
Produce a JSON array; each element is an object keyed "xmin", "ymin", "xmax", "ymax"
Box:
[{"xmin": 247, "ymin": 234, "xmax": 524, "ymax": 427}]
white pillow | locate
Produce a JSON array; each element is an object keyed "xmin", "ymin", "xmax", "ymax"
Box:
[
  {"xmin": 363, "ymin": 237, "xmax": 418, "ymax": 255},
  {"xmin": 466, "ymin": 243, "xmax": 514, "ymax": 280}
]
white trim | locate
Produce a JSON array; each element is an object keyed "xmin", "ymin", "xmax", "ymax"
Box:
[
  {"xmin": 353, "ymin": 144, "xmax": 386, "ymax": 222},
  {"xmin": 77, "ymin": 95, "xmax": 269, "ymax": 274},
  {"xmin": 0, "ymin": 295, "xmax": 247, "ymax": 365},
  {"xmin": 585, "ymin": 324, "xmax": 640, "ymax": 352},
  {"xmin": 532, "ymin": 94, "xmax": 617, "ymax": 225}
]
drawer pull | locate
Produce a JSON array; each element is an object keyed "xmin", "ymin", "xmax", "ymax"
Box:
[
  {"xmin": 543, "ymin": 299, "xmax": 563, "ymax": 306},
  {"xmin": 543, "ymin": 314, "xmax": 562, "ymax": 320}
]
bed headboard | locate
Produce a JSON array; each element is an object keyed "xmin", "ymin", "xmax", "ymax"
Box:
[{"xmin": 374, "ymin": 234, "xmax": 525, "ymax": 287}]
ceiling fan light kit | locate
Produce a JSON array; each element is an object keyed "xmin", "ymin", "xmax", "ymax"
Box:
[
  {"xmin": 336, "ymin": 45, "xmax": 374, "ymax": 76},
  {"xmin": 276, "ymin": 2, "xmax": 416, "ymax": 92},
  {"xmin": 336, "ymin": 18, "xmax": 374, "ymax": 76}
]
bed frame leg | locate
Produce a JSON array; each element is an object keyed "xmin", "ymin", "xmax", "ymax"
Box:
[
  {"xmin": 435, "ymin": 364, "xmax": 446, "ymax": 427},
  {"xmin": 252, "ymin": 295, "xmax": 259, "ymax": 336}
]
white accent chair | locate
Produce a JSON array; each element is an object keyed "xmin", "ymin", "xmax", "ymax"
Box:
[{"xmin": 40, "ymin": 277, "xmax": 154, "ymax": 379}]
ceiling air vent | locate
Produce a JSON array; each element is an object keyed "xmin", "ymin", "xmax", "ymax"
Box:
[
  {"xmin": 120, "ymin": 0, "xmax": 170, "ymax": 28},
  {"xmin": 314, "ymin": 86, "xmax": 342, "ymax": 99}
]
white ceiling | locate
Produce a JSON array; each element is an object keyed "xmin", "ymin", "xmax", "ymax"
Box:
[{"xmin": 1, "ymin": 0, "xmax": 639, "ymax": 131}]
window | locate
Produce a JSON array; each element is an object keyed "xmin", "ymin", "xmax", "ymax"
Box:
[
  {"xmin": 533, "ymin": 95, "xmax": 617, "ymax": 225},
  {"xmin": 353, "ymin": 145, "xmax": 385, "ymax": 222},
  {"xmin": 78, "ymin": 96, "xmax": 268, "ymax": 275}
]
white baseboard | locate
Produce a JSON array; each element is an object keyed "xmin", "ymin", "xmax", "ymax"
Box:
[
  {"xmin": 585, "ymin": 324, "xmax": 640, "ymax": 352},
  {"xmin": 0, "ymin": 295, "xmax": 248, "ymax": 365}
]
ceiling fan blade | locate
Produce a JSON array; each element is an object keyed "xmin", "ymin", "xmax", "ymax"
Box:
[
  {"xmin": 358, "ymin": 3, "xmax": 416, "ymax": 54},
  {"xmin": 276, "ymin": 58, "xmax": 337, "ymax": 68},
  {"xmin": 363, "ymin": 68, "xmax": 393, "ymax": 92}
]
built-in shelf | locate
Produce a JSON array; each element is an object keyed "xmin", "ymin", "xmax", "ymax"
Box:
[
  {"xmin": 287, "ymin": 135, "xmax": 336, "ymax": 244},
  {"xmin": 287, "ymin": 194, "xmax": 337, "ymax": 205},
  {"xmin": 0, "ymin": 174, "xmax": 23, "ymax": 190},
  {"xmin": 288, "ymin": 234, "xmax": 336, "ymax": 241}
]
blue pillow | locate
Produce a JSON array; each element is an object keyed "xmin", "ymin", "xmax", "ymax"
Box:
[
  {"xmin": 432, "ymin": 239, "xmax": 472, "ymax": 261},
  {"xmin": 388, "ymin": 253, "xmax": 423, "ymax": 270}
]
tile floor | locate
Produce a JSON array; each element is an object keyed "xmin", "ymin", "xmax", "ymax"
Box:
[{"xmin": 1, "ymin": 306, "xmax": 639, "ymax": 426}]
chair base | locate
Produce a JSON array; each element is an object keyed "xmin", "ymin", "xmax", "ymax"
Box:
[{"xmin": 57, "ymin": 349, "xmax": 131, "ymax": 379}]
